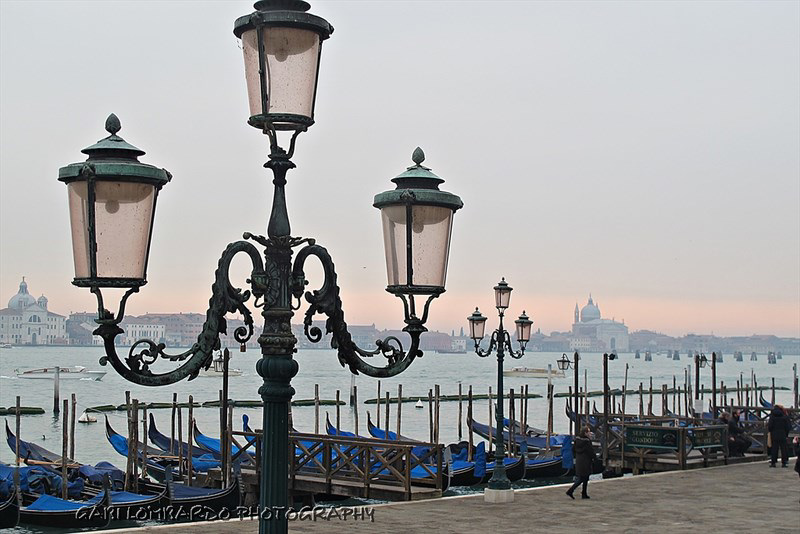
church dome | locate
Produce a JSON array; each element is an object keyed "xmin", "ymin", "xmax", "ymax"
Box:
[
  {"xmin": 9, "ymin": 278, "xmax": 36, "ymax": 310},
  {"xmin": 580, "ymin": 295, "xmax": 601, "ymax": 322},
  {"xmin": 37, "ymin": 295, "xmax": 48, "ymax": 310}
]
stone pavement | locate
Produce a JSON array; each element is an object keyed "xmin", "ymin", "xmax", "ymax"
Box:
[{"xmin": 100, "ymin": 461, "xmax": 799, "ymax": 534}]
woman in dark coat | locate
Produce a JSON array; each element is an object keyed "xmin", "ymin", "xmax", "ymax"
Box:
[
  {"xmin": 566, "ymin": 427, "xmax": 596, "ymax": 499},
  {"xmin": 767, "ymin": 405, "xmax": 791, "ymax": 467}
]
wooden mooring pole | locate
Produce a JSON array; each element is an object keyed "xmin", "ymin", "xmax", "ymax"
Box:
[
  {"xmin": 335, "ymin": 390, "xmax": 341, "ymax": 433},
  {"xmin": 15, "ymin": 396, "xmax": 20, "ymax": 466},
  {"xmin": 352, "ymin": 386, "xmax": 359, "ymax": 436},
  {"xmin": 467, "ymin": 385, "xmax": 474, "ymax": 461},
  {"xmin": 385, "ymin": 391, "xmax": 390, "ymax": 432},
  {"xmin": 314, "ymin": 384, "xmax": 320, "ymax": 435},
  {"xmin": 61, "ymin": 398, "xmax": 68, "ymax": 499},
  {"xmin": 428, "ymin": 389, "xmax": 434, "ymax": 442},
  {"xmin": 434, "ymin": 384, "xmax": 440, "ymax": 445},
  {"xmin": 171, "ymin": 393, "xmax": 177, "ymax": 455},
  {"xmin": 187, "ymin": 395, "xmax": 193, "ymax": 486},
  {"xmin": 376, "ymin": 380, "xmax": 381, "ymax": 430},
  {"xmin": 396, "ymin": 384, "xmax": 403, "ymax": 440},
  {"xmin": 458, "ymin": 382, "xmax": 463, "ymax": 441},
  {"xmin": 53, "ymin": 366, "xmax": 60, "ymax": 414},
  {"xmin": 69, "ymin": 393, "xmax": 76, "ymax": 461}
]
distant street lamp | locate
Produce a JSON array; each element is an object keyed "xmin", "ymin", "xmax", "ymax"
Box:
[
  {"xmin": 694, "ymin": 352, "xmax": 708, "ymax": 419},
  {"xmin": 557, "ymin": 352, "xmax": 581, "ymax": 435},
  {"xmin": 602, "ymin": 352, "xmax": 617, "ymax": 472},
  {"xmin": 58, "ymin": 2, "xmax": 463, "ymax": 533},
  {"xmin": 467, "ymin": 278, "xmax": 532, "ymax": 503}
]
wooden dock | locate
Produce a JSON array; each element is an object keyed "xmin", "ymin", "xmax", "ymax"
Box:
[{"xmin": 97, "ymin": 460, "xmax": 799, "ymax": 534}]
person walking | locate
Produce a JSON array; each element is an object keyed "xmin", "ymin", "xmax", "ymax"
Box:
[
  {"xmin": 566, "ymin": 426, "xmax": 596, "ymax": 499},
  {"xmin": 767, "ymin": 404, "xmax": 791, "ymax": 468}
]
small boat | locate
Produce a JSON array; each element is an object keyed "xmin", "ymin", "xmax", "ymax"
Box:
[
  {"xmin": 0, "ymin": 343, "xmax": 12, "ymax": 349},
  {"xmin": 78, "ymin": 411, "xmax": 97, "ymax": 424},
  {"xmin": 15, "ymin": 366, "xmax": 106, "ymax": 381},
  {"xmin": 503, "ymin": 367, "xmax": 565, "ymax": 379},
  {"xmin": 415, "ymin": 399, "xmax": 424, "ymax": 409},
  {"xmin": 197, "ymin": 354, "xmax": 242, "ymax": 377},
  {"xmin": 434, "ymin": 349, "xmax": 467, "ymax": 354}
]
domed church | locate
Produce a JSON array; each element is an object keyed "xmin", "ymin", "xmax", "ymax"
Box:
[
  {"xmin": 570, "ymin": 294, "xmax": 629, "ymax": 352},
  {"xmin": 0, "ymin": 278, "xmax": 67, "ymax": 345}
]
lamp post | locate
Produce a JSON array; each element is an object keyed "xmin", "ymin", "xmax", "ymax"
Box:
[
  {"xmin": 58, "ymin": 2, "xmax": 463, "ymax": 533},
  {"xmin": 557, "ymin": 352, "xmax": 580, "ymax": 435},
  {"xmin": 694, "ymin": 352, "xmax": 708, "ymax": 419},
  {"xmin": 602, "ymin": 352, "xmax": 616, "ymax": 473},
  {"xmin": 467, "ymin": 279, "xmax": 532, "ymax": 504}
]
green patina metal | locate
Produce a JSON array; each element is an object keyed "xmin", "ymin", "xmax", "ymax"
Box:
[
  {"xmin": 690, "ymin": 426, "xmax": 727, "ymax": 449},
  {"xmin": 58, "ymin": 114, "xmax": 170, "ymax": 186},
  {"xmin": 373, "ymin": 147, "xmax": 464, "ymax": 212},
  {"xmin": 625, "ymin": 426, "xmax": 680, "ymax": 450}
]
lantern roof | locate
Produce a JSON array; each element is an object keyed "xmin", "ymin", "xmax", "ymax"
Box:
[
  {"xmin": 58, "ymin": 114, "xmax": 171, "ymax": 186},
  {"xmin": 373, "ymin": 148, "xmax": 463, "ymax": 211},
  {"xmin": 80, "ymin": 113, "xmax": 145, "ymax": 159},
  {"xmin": 234, "ymin": 0, "xmax": 334, "ymax": 39}
]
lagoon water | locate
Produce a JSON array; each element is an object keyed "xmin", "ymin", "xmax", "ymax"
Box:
[{"xmin": 1, "ymin": 346, "xmax": 796, "ymax": 468}]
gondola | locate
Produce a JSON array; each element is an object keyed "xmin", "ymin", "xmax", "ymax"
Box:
[
  {"xmin": 18, "ymin": 475, "xmax": 112, "ymax": 529},
  {"xmin": 7, "ymin": 421, "xmax": 128, "ymax": 489},
  {"xmin": 105, "ymin": 417, "xmax": 220, "ymax": 481},
  {"xmin": 366, "ymin": 413, "xmax": 420, "ymax": 442},
  {"xmin": 759, "ymin": 394, "xmax": 772, "ymax": 409},
  {"xmin": 468, "ymin": 416, "xmax": 569, "ymax": 451},
  {"xmin": 193, "ymin": 420, "xmax": 256, "ymax": 464},
  {"xmin": 466, "ymin": 418, "xmax": 559, "ymax": 481},
  {"xmin": 0, "ymin": 484, "xmax": 19, "ymax": 528},
  {"xmin": 565, "ymin": 401, "xmax": 599, "ymax": 427},
  {"xmin": 148, "ymin": 413, "xmax": 219, "ymax": 459}
]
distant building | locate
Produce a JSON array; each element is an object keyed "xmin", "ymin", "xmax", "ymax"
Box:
[
  {"xmin": 570, "ymin": 294, "xmax": 629, "ymax": 352},
  {"xmin": 0, "ymin": 278, "xmax": 67, "ymax": 345},
  {"xmin": 66, "ymin": 312, "xmax": 102, "ymax": 345}
]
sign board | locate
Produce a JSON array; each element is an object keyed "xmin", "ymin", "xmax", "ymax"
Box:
[
  {"xmin": 624, "ymin": 426, "xmax": 679, "ymax": 451},
  {"xmin": 693, "ymin": 399, "xmax": 705, "ymax": 415},
  {"xmin": 690, "ymin": 427, "xmax": 726, "ymax": 449}
]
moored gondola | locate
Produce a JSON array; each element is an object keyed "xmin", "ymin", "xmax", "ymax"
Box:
[
  {"xmin": 149, "ymin": 413, "xmax": 218, "ymax": 459},
  {"xmin": 18, "ymin": 476, "xmax": 111, "ymax": 529},
  {"xmin": 0, "ymin": 485, "xmax": 19, "ymax": 528}
]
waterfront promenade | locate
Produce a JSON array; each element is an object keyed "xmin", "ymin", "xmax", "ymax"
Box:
[{"xmin": 100, "ymin": 461, "xmax": 798, "ymax": 534}]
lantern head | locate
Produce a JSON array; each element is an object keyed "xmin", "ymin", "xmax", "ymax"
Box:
[
  {"xmin": 514, "ymin": 310, "xmax": 533, "ymax": 345},
  {"xmin": 493, "ymin": 278, "xmax": 512, "ymax": 310},
  {"xmin": 467, "ymin": 308, "xmax": 488, "ymax": 342},
  {"xmin": 58, "ymin": 114, "xmax": 171, "ymax": 289},
  {"xmin": 234, "ymin": 0, "xmax": 333, "ymax": 132},
  {"xmin": 374, "ymin": 148, "xmax": 463, "ymax": 296}
]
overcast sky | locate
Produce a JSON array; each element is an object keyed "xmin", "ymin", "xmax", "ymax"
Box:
[{"xmin": 1, "ymin": 0, "xmax": 798, "ymax": 338}]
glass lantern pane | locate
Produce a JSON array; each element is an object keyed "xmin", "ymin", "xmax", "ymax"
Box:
[
  {"xmin": 242, "ymin": 27, "xmax": 320, "ymax": 123},
  {"xmin": 469, "ymin": 319, "xmax": 486, "ymax": 340},
  {"xmin": 380, "ymin": 205, "xmax": 454, "ymax": 289},
  {"xmin": 67, "ymin": 183, "xmax": 91, "ymax": 279},
  {"xmin": 94, "ymin": 182, "xmax": 155, "ymax": 279},
  {"xmin": 517, "ymin": 322, "xmax": 532, "ymax": 342},
  {"xmin": 70, "ymin": 181, "xmax": 156, "ymax": 280},
  {"xmin": 495, "ymin": 289, "xmax": 511, "ymax": 309}
]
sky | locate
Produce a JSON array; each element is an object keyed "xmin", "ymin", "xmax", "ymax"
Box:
[{"xmin": 1, "ymin": 0, "xmax": 798, "ymax": 338}]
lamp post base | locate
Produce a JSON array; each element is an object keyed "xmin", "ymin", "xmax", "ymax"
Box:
[{"xmin": 484, "ymin": 488, "xmax": 514, "ymax": 504}]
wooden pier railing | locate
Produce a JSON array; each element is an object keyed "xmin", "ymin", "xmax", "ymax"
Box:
[{"xmin": 214, "ymin": 429, "xmax": 444, "ymax": 502}]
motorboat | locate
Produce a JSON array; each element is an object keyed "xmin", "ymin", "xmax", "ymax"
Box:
[
  {"xmin": 197, "ymin": 356, "xmax": 242, "ymax": 377},
  {"xmin": 14, "ymin": 366, "xmax": 106, "ymax": 381},
  {"xmin": 502, "ymin": 367, "xmax": 565, "ymax": 379}
]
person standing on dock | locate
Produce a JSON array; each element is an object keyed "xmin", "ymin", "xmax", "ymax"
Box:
[
  {"xmin": 566, "ymin": 427, "xmax": 596, "ymax": 500},
  {"xmin": 767, "ymin": 405, "xmax": 791, "ymax": 468}
]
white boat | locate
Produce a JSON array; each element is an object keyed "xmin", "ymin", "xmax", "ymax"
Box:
[
  {"xmin": 78, "ymin": 411, "xmax": 97, "ymax": 423},
  {"xmin": 0, "ymin": 343, "xmax": 12, "ymax": 349},
  {"xmin": 14, "ymin": 366, "xmax": 106, "ymax": 381},
  {"xmin": 415, "ymin": 399, "xmax": 424, "ymax": 409},
  {"xmin": 197, "ymin": 356, "xmax": 242, "ymax": 377},
  {"xmin": 502, "ymin": 367, "xmax": 565, "ymax": 379}
]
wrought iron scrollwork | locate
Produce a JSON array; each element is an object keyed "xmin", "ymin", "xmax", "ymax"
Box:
[
  {"xmin": 473, "ymin": 328, "xmax": 525, "ymax": 359},
  {"xmin": 93, "ymin": 240, "xmax": 265, "ymax": 386},
  {"xmin": 291, "ymin": 243, "xmax": 436, "ymax": 378}
]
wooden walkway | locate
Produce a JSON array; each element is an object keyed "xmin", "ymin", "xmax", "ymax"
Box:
[{"xmin": 98, "ymin": 460, "xmax": 798, "ymax": 534}]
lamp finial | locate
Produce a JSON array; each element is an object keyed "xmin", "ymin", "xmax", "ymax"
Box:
[{"xmin": 105, "ymin": 114, "xmax": 121, "ymax": 136}]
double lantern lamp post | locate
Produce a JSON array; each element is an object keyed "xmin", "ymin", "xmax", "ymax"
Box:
[
  {"xmin": 466, "ymin": 279, "xmax": 532, "ymax": 503},
  {"xmin": 557, "ymin": 352, "xmax": 581, "ymax": 434},
  {"xmin": 57, "ymin": 1, "xmax": 463, "ymax": 533}
]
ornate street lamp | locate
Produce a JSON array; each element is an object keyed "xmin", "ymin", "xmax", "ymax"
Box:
[
  {"xmin": 557, "ymin": 352, "xmax": 581, "ymax": 435},
  {"xmin": 467, "ymin": 278, "xmax": 530, "ymax": 503},
  {"xmin": 58, "ymin": 2, "xmax": 462, "ymax": 533},
  {"xmin": 601, "ymin": 352, "xmax": 616, "ymax": 472},
  {"xmin": 693, "ymin": 352, "xmax": 708, "ymax": 420}
]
